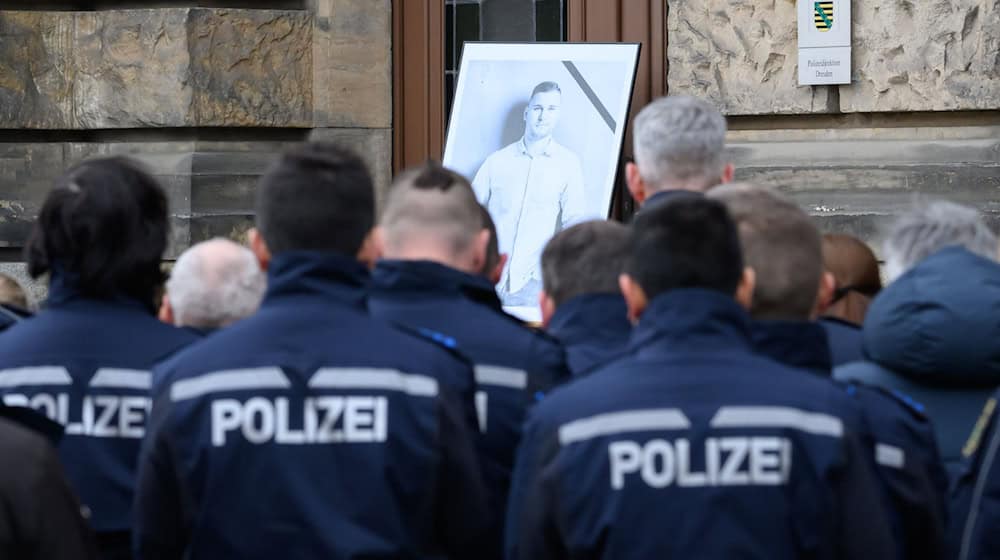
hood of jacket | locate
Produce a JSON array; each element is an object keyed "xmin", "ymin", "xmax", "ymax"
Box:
[{"xmin": 863, "ymin": 246, "xmax": 1000, "ymax": 385}]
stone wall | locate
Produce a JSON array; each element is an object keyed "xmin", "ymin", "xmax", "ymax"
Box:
[
  {"xmin": 0, "ymin": 1, "xmax": 392, "ymax": 305},
  {"xmin": 668, "ymin": 0, "xmax": 1000, "ymax": 251}
]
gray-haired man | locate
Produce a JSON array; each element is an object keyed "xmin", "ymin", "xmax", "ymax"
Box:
[
  {"xmin": 627, "ymin": 95, "xmax": 734, "ymax": 207},
  {"xmin": 159, "ymin": 238, "xmax": 266, "ymax": 331}
]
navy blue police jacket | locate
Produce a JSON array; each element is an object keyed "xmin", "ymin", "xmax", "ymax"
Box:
[
  {"xmin": 949, "ymin": 390, "xmax": 1000, "ymax": 560},
  {"xmin": 753, "ymin": 320, "xmax": 949, "ymax": 560},
  {"xmin": 835, "ymin": 247, "xmax": 1000, "ymax": 474},
  {"xmin": 368, "ymin": 260, "xmax": 570, "ymax": 509},
  {"xmin": 134, "ymin": 252, "xmax": 493, "ymax": 560},
  {"xmin": 0, "ymin": 272, "xmax": 198, "ymax": 534},
  {"xmin": 545, "ymin": 293, "xmax": 631, "ymax": 376},
  {"xmin": 505, "ymin": 289, "xmax": 895, "ymax": 560}
]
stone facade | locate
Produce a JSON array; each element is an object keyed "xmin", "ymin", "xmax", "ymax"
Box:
[
  {"xmin": 668, "ymin": 0, "xmax": 1000, "ymax": 250},
  {"xmin": 0, "ymin": 2, "xmax": 392, "ymax": 269}
]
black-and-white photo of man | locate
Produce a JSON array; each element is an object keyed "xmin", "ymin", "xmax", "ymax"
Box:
[{"xmin": 472, "ymin": 81, "xmax": 587, "ymax": 306}]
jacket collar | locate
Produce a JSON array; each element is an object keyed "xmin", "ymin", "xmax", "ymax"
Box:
[
  {"xmin": 630, "ymin": 289, "xmax": 753, "ymax": 354},
  {"xmin": 371, "ymin": 259, "xmax": 502, "ymax": 311},
  {"xmin": 265, "ymin": 251, "xmax": 369, "ymax": 309},
  {"xmin": 751, "ymin": 320, "xmax": 833, "ymax": 376},
  {"xmin": 44, "ymin": 266, "xmax": 152, "ymax": 313},
  {"xmin": 642, "ymin": 189, "xmax": 704, "ymax": 209},
  {"xmin": 548, "ymin": 293, "xmax": 631, "ymax": 343}
]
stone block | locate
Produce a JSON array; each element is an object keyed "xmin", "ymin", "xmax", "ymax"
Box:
[
  {"xmin": 311, "ymin": 0, "xmax": 392, "ymax": 128},
  {"xmin": 1, "ymin": 8, "xmax": 314, "ymax": 129},
  {"xmin": 727, "ymin": 128, "xmax": 1000, "ymax": 250},
  {"xmin": 667, "ymin": 0, "xmax": 835, "ymax": 115},
  {"xmin": 841, "ymin": 0, "xmax": 1000, "ymax": 112},
  {"xmin": 187, "ymin": 9, "xmax": 313, "ymax": 127},
  {"xmin": 73, "ymin": 10, "xmax": 193, "ymax": 128},
  {"xmin": 0, "ymin": 11, "xmax": 74, "ymax": 128}
]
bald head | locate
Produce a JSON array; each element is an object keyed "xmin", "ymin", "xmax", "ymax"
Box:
[
  {"xmin": 163, "ymin": 238, "xmax": 266, "ymax": 329},
  {"xmin": 379, "ymin": 163, "xmax": 488, "ymax": 273}
]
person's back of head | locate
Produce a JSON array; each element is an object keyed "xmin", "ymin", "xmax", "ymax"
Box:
[
  {"xmin": 540, "ymin": 220, "xmax": 629, "ymax": 323},
  {"xmin": 378, "ymin": 162, "xmax": 488, "ymax": 274},
  {"xmin": 821, "ymin": 234, "xmax": 881, "ymax": 325},
  {"xmin": 710, "ymin": 184, "xmax": 823, "ymax": 321},
  {"xmin": 627, "ymin": 95, "xmax": 733, "ymax": 204},
  {"xmin": 162, "ymin": 238, "xmax": 266, "ymax": 330},
  {"xmin": 621, "ymin": 196, "xmax": 746, "ymax": 321},
  {"xmin": 883, "ymin": 200, "xmax": 997, "ymax": 282},
  {"xmin": 252, "ymin": 142, "xmax": 375, "ymax": 264},
  {"xmin": 26, "ymin": 156, "xmax": 169, "ymax": 311},
  {"xmin": 0, "ymin": 273, "xmax": 28, "ymax": 311},
  {"xmin": 477, "ymin": 203, "xmax": 506, "ymax": 284}
]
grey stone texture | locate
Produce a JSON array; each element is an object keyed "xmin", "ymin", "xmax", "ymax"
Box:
[
  {"xmin": 668, "ymin": 0, "xmax": 1000, "ymax": 115},
  {"xmin": 842, "ymin": 0, "xmax": 1000, "ymax": 112},
  {"xmin": 667, "ymin": 0, "xmax": 836, "ymax": 115},
  {"xmin": 0, "ymin": 8, "xmax": 314, "ymax": 129},
  {"xmin": 310, "ymin": 0, "xmax": 392, "ymax": 128},
  {"xmin": 726, "ymin": 126, "xmax": 1000, "ymax": 251}
]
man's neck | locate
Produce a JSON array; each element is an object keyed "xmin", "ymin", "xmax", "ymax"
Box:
[
  {"xmin": 383, "ymin": 246, "xmax": 476, "ymax": 275},
  {"xmin": 522, "ymin": 134, "xmax": 551, "ymax": 157}
]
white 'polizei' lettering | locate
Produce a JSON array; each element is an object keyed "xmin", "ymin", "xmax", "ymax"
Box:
[
  {"xmin": 608, "ymin": 436, "xmax": 792, "ymax": 489},
  {"xmin": 0, "ymin": 367, "xmax": 152, "ymax": 439},
  {"xmin": 211, "ymin": 396, "xmax": 389, "ymax": 446}
]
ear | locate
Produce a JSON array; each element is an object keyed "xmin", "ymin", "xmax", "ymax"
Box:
[
  {"xmin": 539, "ymin": 290, "xmax": 557, "ymax": 328},
  {"xmin": 735, "ymin": 267, "xmax": 756, "ymax": 311},
  {"xmin": 813, "ymin": 271, "xmax": 837, "ymax": 318},
  {"xmin": 490, "ymin": 253, "xmax": 508, "ymax": 285},
  {"xmin": 248, "ymin": 228, "xmax": 271, "ymax": 271},
  {"xmin": 720, "ymin": 163, "xmax": 736, "ymax": 184},
  {"xmin": 470, "ymin": 229, "xmax": 490, "ymax": 274},
  {"xmin": 158, "ymin": 294, "xmax": 175, "ymax": 326},
  {"xmin": 619, "ymin": 273, "xmax": 648, "ymax": 324},
  {"xmin": 625, "ymin": 161, "xmax": 647, "ymax": 206},
  {"xmin": 357, "ymin": 228, "xmax": 382, "ymax": 269}
]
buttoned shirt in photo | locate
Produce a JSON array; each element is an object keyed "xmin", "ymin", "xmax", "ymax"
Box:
[{"xmin": 472, "ymin": 137, "xmax": 591, "ymax": 296}]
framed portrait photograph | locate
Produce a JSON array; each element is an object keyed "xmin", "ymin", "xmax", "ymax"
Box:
[{"xmin": 443, "ymin": 42, "xmax": 641, "ymax": 322}]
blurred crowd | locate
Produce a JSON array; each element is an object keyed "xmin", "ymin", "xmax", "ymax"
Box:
[{"xmin": 1, "ymin": 95, "xmax": 999, "ymax": 560}]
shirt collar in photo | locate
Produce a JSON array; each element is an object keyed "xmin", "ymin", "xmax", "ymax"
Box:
[{"xmin": 518, "ymin": 136, "xmax": 554, "ymax": 158}]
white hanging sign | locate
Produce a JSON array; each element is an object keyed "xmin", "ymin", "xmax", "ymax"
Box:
[{"xmin": 797, "ymin": 0, "xmax": 852, "ymax": 85}]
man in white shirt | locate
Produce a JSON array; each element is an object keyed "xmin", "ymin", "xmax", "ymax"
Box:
[{"xmin": 472, "ymin": 81, "xmax": 589, "ymax": 307}]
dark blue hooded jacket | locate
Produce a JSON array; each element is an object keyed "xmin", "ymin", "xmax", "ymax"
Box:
[
  {"xmin": 134, "ymin": 253, "xmax": 493, "ymax": 560},
  {"xmin": 753, "ymin": 320, "xmax": 949, "ymax": 560},
  {"xmin": 367, "ymin": 260, "xmax": 570, "ymax": 513},
  {"xmin": 819, "ymin": 317, "xmax": 866, "ymax": 366},
  {"xmin": 835, "ymin": 247, "xmax": 1000, "ymax": 471},
  {"xmin": 545, "ymin": 293, "xmax": 631, "ymax": 376},
  {"xmin": 0, "ymin": 273, "xmax": 199, "ymax": 536},
  {"xmin": 506, "ymin": 289, "xmax": 894, "ymax": 560}
]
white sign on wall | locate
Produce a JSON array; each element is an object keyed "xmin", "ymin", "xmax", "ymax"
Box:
[{"xmin": 797, "ymin": 0, "xmax": 851, "ymax": 85}]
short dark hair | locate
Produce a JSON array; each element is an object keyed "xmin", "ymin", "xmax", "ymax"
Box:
[
  {"xmin": 626, "ymin": 197, "xmax": 743, "ymax": 300},
  {"xmin": 710, "ymin": 185, "xmax": 821, "ymax": 320},
  {"xmin": 255, "ymin": 143, "xmax": 375, "ymax": 256},
  {"xmin": 531, "ymin": 81, "xmax": 561, "ymax": 98},
  {"xmin": 542, "ymin": 220, "xmax": 629, "ymax": 306},
  {"xmin": 478, "ymin": 203, "xmax": 500, "ymax": 277},
  {"xmin": 26, "ymin": 157, "xmax": 169, "ymax": 309}
]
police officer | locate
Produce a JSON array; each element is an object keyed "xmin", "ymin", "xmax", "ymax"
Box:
[
  {"xmin": 951, "ymin": 390, "xmax": 1000, "ymax": 559},
  {"xmin": 134, "ymin": 143, "xmax": 492, "ymax": 559},
  {"xmin": 367, "ymin": 162, "xmax": 569, "ymax": 520},
  {"xmin": 0, "ymin": 157, "xmax": 199, "ymax": 558},
  {"xmin": 506, "ymin": 196, "xmax": 894, "ymax": 559},
  {"xmin": 539, "ymin": 220, "xmax": 632, "ymax": 376},
  {"xmin": 711, "ymin": 184, "xmax": 948, "ymax": 559}
]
